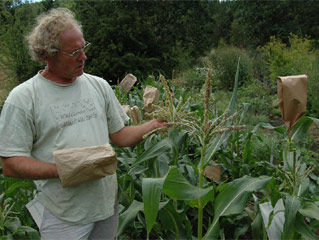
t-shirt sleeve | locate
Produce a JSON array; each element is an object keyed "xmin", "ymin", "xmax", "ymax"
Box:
[
  {"xmin": 0, "ymin": 102, "xmax": 35, "ymax": 157},
  {"xmin": 104, "ymin": 83, "xmax": 130, "ymax": 134}
]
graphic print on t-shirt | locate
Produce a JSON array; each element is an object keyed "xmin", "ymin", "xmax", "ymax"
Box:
[{"xmin": 50, "ymin": 98, "xmax": 98, "ymax": 128}]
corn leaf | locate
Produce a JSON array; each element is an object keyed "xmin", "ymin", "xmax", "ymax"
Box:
[
  {"xmin": 5, "ymin": 181, "xmax": 34, "ymax": 197},
  {"xmin": 252, "ymin": 122, "xmax": 285, "ymax": 134},
  {"xmin": 117, "ymin": 200, "xmax": 144, "ymax": 236},
  {"xmin": 204, "ymin": 132, "xmax": 231, "ymax": 167},
  {"xmin": 283, "ymin": 195, "xmax": 300, "ymax": 239},
  {"xmin": 203, "ymin": 176, "xmax": 271, "ymax": 240},
  {"xmin": 16, "ymin": 226, "xmax": 40, "ymax": 239},
  {"xmin": 298, "ymin": 201, "xmax": 319, "ymax": 221},
  {"xmin": 227, "ymin": 57, "xmax": 240, "ymax": 114},
  {"xmin": 239, "ymin": 102, "xmax": 250, "ymax": 124},
  {"xmin": 251, "ymin": 212, "xmax": 264, "ymax": 240},
  {"xmin": 142, "ymin": 167, "xmax": 213, "ymax": 237},
  {"xmin": 129, "ymin": 138, "xmax": 171, "ymax": 174},
  {"xmin": 296, "ymin": 178, "xmax": 309, "ymax": 197},
  {"xmin": 294, "ymin": 213, "xmax": 318, "ymax": 239},
  {"xmin": 259, "ymin": 199, "xmax": 285, "ymax": 240},
  {"xmin": 292, "ymin": 116, "xmax": 314, "ymax": 142},
  {"xmin": 159, "ymin": 201, "xmax": 190, "ymax": 239},
  {"xmin": 163, "ymin": 167, "xmax": 214, "ymax": 200},
  {"xmin": 142, "ymin": 177, "xmax": 165, "ymax": 238},
  {"xmin": 310, "ymin": 116, "xmax": 319, "ymax": 129}
]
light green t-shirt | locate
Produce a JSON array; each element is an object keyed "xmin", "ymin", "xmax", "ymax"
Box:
[{"xmin": 0, "ymin": 73, "xmax": 129, "ymax": 224}]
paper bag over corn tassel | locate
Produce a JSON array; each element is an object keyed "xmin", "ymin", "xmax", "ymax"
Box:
[
  {"xmin": 143, "ymin": 85, "xmax": 160, "ymax": 119},
  {"xmin": 122, "ymin": 105, "xmax": 142, "ymax": 125},
  {"xmin": 277, "ymin": 75, "xmax": 308, "ymax": 133},
  {"xmin": 119, "ymin": 74, "xmax": 137, "ymax": 93}
]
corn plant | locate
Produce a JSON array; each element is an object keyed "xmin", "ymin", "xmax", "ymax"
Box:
[
  {"xmin": 116, "ymin": 59, "xmax": 274, "ymax": 239},
  {"xmin": 0, "ymin": 163, "xmax": 38, "ymax": 240},
  {"xmin": 277, "ymin": 116, "xmax": 319, "ymax": 239},
  {"xmin": 0, "ymin": 194, "xmax": 39, "ymax": 240},
  {"xmin": 245, "ymin": 113, "xmax": 319, "ymax": 239},
  {"xmin": 147, "ymin": 69, "xmax": 246, "ymax": 239}
]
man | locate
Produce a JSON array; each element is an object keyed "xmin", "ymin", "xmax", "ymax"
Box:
[{"xmin": 0, "ymin": 8, "xmax": 165, "ymax": 239}]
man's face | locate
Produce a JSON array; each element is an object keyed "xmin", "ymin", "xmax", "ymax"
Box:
[{"xmin": 49, "ymin": 26, "xmax": 87, "ymax": 83}]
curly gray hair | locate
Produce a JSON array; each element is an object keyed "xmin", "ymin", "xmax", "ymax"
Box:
[{"xmin": 26, "ymin": 8, "xmax": 82, "ymax": 63}]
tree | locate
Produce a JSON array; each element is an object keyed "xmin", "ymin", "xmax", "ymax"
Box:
[
  {"xmin": 230, "ymin": 0, "xmax": 319, "ymax": 48},
  {"xmin": 0, "ymin": 0, "xmax": 43, "ymax": 83},
  {"xmin": 73, "ymin": 0, "xmax": 214, "ymax": 82}
]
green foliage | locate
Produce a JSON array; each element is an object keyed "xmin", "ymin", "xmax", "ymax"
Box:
[
  {"xmin": 2, "ymin": 65, "xmax": 319, "ymax": 239},
  {"xmin": 230, "ymin": 0, "xmax": 319, "ymax": 48},
  {"xmin": 262, "ymin": 34, "xmax": 319, "ymax": 117},
  {"xmin": 179, "ymin": 67, "xmax": 209, "ymax": 91},
  {"xmin": 0, "ymin": 163, "xmax": 39, "ymax": 239},
  {"xmin": 231, "ymin": 0, "xmax": 297, "ymax": 48},
  {"xmin": 0, "ymin": 1, "xmax": 43, "ymax": 83},
  {"xmin": 203, "ymin": 176, "xmax": 272, "ymax": 240},
  {"xmin": 238, "ymin": 80, "xmax": 273, "ymax": 119},
  {"xmin": 1, "ymin": 2, "xmax": 319, "ymax": 239},
  {"xmin": 209, "ymin": 1, "xmax": 236, "ymax": 47},
  {"xmin": 205, "ymin": 46, "xmax": 253, "ymax": 90},
  {"xmin": 73, "ymin": 0, "xmax": 214, "ymax": 82},
  {"xmin": 0, "ymin": 195, "xmax": 39, "ymax": 240}
]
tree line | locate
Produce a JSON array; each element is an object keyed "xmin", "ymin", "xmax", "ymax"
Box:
[{"xmin": 1, "ymin": 0, "xmax": 319, "ymax": 83}]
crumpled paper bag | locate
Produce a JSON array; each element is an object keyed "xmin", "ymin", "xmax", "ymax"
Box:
[
  {"xmin": 130, "ymin": 106, "xmax": 142, "ymax": 125},
  {"xmin": 142, "ymin": 85, "xmax": 160, "ymax": 114},
  {"xmin": 122, "ymin": 105, "xmax": 131, "ymax": 115},
  {"xmin": 119, "ymin": 74, "xmax": 137, "ymax": 93},
  {"xmin": 277, "ymin": 74, "xmax": 308, "ymax": 131},
  {"xmin": 122, "ymin": 105, "xmax": 142, "ymax": 125},
  {"xmin": 53, "ymin": 143, "xmax": 117, "ymax": 188}
]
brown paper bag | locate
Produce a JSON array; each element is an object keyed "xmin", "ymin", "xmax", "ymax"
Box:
[
  {"xmin": 122, "ymin": 105, "xmax": 131, "ymax": 115},
  {"xmin": 53, "ymin": 143, "xmax": 117, "ymax": 188},
  {"xmin": 130, "ymin": 106, "xmax": 142, "ymax": 125},
  {"xmin": 204, "ymin": 162, "xmax": 221, "ymax": 183},
  {"xmin": 122, "ymin": 105, "xmax": 142, "ymax": 125},
  {"xmin": 277, "ymin": 75, "xmax": 308, "ymax": 131},
  {"xmin": 119, "ymin": 74, "xmax": 137, "ymax": 93},
  {"xmin": 142, "ymin": 85, "xmax": 160, "ymax": 113}
]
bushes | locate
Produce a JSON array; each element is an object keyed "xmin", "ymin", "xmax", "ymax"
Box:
[
  {"xmin": 237, "ymin": 80, "xmax": 274, "ymax": 124},
  {"xmin": 262, "ymin": 34, "xmax": 319, "ymax": 117},
  {"xmin": 204, "ymin": 46, "xmax": 253, "ymax": 90},
  {"xmin": 0, "ymin": 2, "xmax": 42, "ymax": 84}
]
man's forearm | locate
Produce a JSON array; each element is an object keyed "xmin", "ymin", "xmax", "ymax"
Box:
[
  {"xmin": 109, "ymin": 119, "xmax": 166, "ymax": 147},
  {"xmin": 1, "ymin": 156, "xmax": 59, "ymax": 180}
]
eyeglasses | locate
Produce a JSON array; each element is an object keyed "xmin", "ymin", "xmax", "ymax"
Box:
[{"xmin": 60, "ymin": 41, "xmax": 91, "ymax": 57}]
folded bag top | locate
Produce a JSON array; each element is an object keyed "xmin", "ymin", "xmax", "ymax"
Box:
[
  {"xmin": 53, "ymin": 143, "xmax": 117, "ymax": 188},
  {"xmin": 277, "ymin": 74, "xmax": 308, "ymax": 131}
]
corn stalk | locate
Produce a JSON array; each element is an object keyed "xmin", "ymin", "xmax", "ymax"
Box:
[{"xmin": 146, "ymin": 64, "xmax": 244, "ymax": 238}]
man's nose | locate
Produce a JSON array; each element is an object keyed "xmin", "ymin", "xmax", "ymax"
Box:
[{"xmin": 78, "ymin": 50, "xmax": 87, "ymax": 60}]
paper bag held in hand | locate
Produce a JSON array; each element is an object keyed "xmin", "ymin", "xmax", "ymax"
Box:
[
  {"xmin": 277, "ymin": 74, "xmax": 308, "ymax": 131},
  {"xmin": 53, "ymin": 143, "xmax": 117, "ymax": 188}
]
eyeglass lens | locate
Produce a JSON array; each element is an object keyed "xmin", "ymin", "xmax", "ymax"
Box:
[{"xmin": 70, "ymin": 42, "xmax": 91, "ymax": 57}]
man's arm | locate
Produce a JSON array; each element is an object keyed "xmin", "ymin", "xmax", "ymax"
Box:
[
  {"xmin": 109, "ymin": 119, "xmax": 166, "ymax": 147},
  {"xmin": 1, "ymin": 156, "xmax": 59, "ymax": 180}
]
